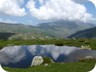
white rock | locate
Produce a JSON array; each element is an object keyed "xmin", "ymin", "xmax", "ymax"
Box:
[
  {"xmin": 85, "ymin": 56, "xmax": 93, "ymax": 59},
  {"xmin": 44, "ymin": 63, "xmax": 48, "ymax": 66},
  {"xmin": 31, "ymin": 56, "xmax": 44, "ymax": 66},
  {"xmin": 80, "ymin": 45, "xmax": 91, "ymax": 50}
]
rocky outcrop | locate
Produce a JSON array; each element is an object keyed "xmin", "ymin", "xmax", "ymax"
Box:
[
  {"xmin": 31, "ymin": 56, "xmax": 44, "ymax": 66},
  {"xmin": 80, "ymin": 45, "xmax": 91, "ymax": 50}
]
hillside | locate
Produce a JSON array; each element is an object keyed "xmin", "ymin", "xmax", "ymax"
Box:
[
  {"xmin": 68, "ymin": 27, "xmax": 96, "ymax": 38},
  {"xmin": 0, "ymin": 21, "xmax": 95, "ymax": 40},
  {"xmin": 0, "ymin": 32, "xmax": 15, "ymax": 40},
  {"xmin": 38, "ymin": 21, "xmax": 95, "ymax": 38}
]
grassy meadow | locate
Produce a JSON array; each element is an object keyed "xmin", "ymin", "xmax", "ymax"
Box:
[
  {"xmin": 0, "ymin": 38, "xmax": 96, "ymax": 50},
  {"xmin": 0, "ymin": 38, "xmax": 96, "ymax": 72},
  {"xmin": 3, "ymin": 62, "xmax": 95, "ymax": 72}
]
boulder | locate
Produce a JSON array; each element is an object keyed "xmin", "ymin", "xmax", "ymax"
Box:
[
  {"xmin": 80, "ymin": 45, "xmax": 91, "ymax": 50},
  {"xmin": 31, "ymin": 56, "xmax": 44, "ymax": 66},
  {"xmin": 85, "ymin": 56, "xmax": 93, "ymax": 59}
]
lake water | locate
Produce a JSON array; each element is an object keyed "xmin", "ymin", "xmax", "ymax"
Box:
[{"xmin": 0, "ymin": 45, "xmax": 96, "ymax": 68}]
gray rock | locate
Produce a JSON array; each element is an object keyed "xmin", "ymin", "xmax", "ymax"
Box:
[{"xmin": 31, "ymin": 56, "xmax": 44, "ymax": 66}]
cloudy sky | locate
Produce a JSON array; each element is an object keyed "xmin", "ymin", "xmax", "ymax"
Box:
[{"xmin": 0, "ymin": 0, "xmax": 96, "ymax": 25}]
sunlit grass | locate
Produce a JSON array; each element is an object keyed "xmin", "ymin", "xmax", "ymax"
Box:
[{"xmin": 3, "ymin": 62, "xmax": 95, "ymax": 72}]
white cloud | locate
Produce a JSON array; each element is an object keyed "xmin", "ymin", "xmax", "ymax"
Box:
[
  {"xmin": 0, "ymin": 46, "xmax": 26, "ymax": 65},
  {"xmin": 0, "ymin": 18, "xmax": 3, "ymax": 22},
  {"xmin": 1, "ymin": 45, "xmax": 96, "ymax": 66},
  {"xmin": 39, "ymin": 0, "xmax": 45, "ymax": 4},
  {"xmin": 0, "ymin": 18, "xmax": 17, "ymax": 24},
  {"xmin": 0, "ymin": 45, "xmax": 79, "ymax": 65},
  {"xmin": 26, "ymin": 0, "xmax": 93, "ymax": 22},
  {"xmin": 0, "ymin": 0, "xmax": 26, "ymax": 16}
]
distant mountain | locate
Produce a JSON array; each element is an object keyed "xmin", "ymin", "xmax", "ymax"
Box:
[
  {"xmin": 0, "ymin": 21, "xmax": 95, "ymax": 40},
  {"xmin": 38, "ymin": 20, "xmax": 95, "ymax": 38},
  {"xmin": 68, "ymin": 27, "xmax": 96, "ymax": 38}
]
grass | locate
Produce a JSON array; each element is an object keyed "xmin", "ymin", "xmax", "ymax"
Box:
[
  {"xmin": 3, "ymin": 62, "xmax": 95, "ymax": 72},
  {"xmin": 0, "ymin": 38, "xmax": 96, "ymax": 50}
]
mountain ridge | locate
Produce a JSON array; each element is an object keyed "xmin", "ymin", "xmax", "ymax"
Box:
[
  {"xmin": 0, "ymin": 21, "xmax": 95, "ymax": 40},
  {"xmin": 68, "ymin": 27, "xmax": 96, "ymax": 38}
]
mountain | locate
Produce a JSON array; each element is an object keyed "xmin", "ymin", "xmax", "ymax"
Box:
[
  {"xmin": 0, "ymin": 21, "xmax": 95, "ymax": 40},
  {"xmin": 0, "ymin": 22, "xmax": 51, "ymax": 40},
  {"xmin": 38, "ymin": 20, "xmax": 95, "ymax": 38},
  {"xmin": 68, "ymin": 27, "xmax": 96, "ymax": 38}
]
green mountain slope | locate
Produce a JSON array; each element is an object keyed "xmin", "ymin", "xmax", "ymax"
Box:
[
  {"xmin": 68, "ymin": 27, "xmax": 96, "ymax": 38},
  {"xmin": 38, "ymin": 21, "xmax": 95, "ymax": 38},
  {"xmin": 0, "ymin": 21, "xmax": 95, "ymax": 40}
]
